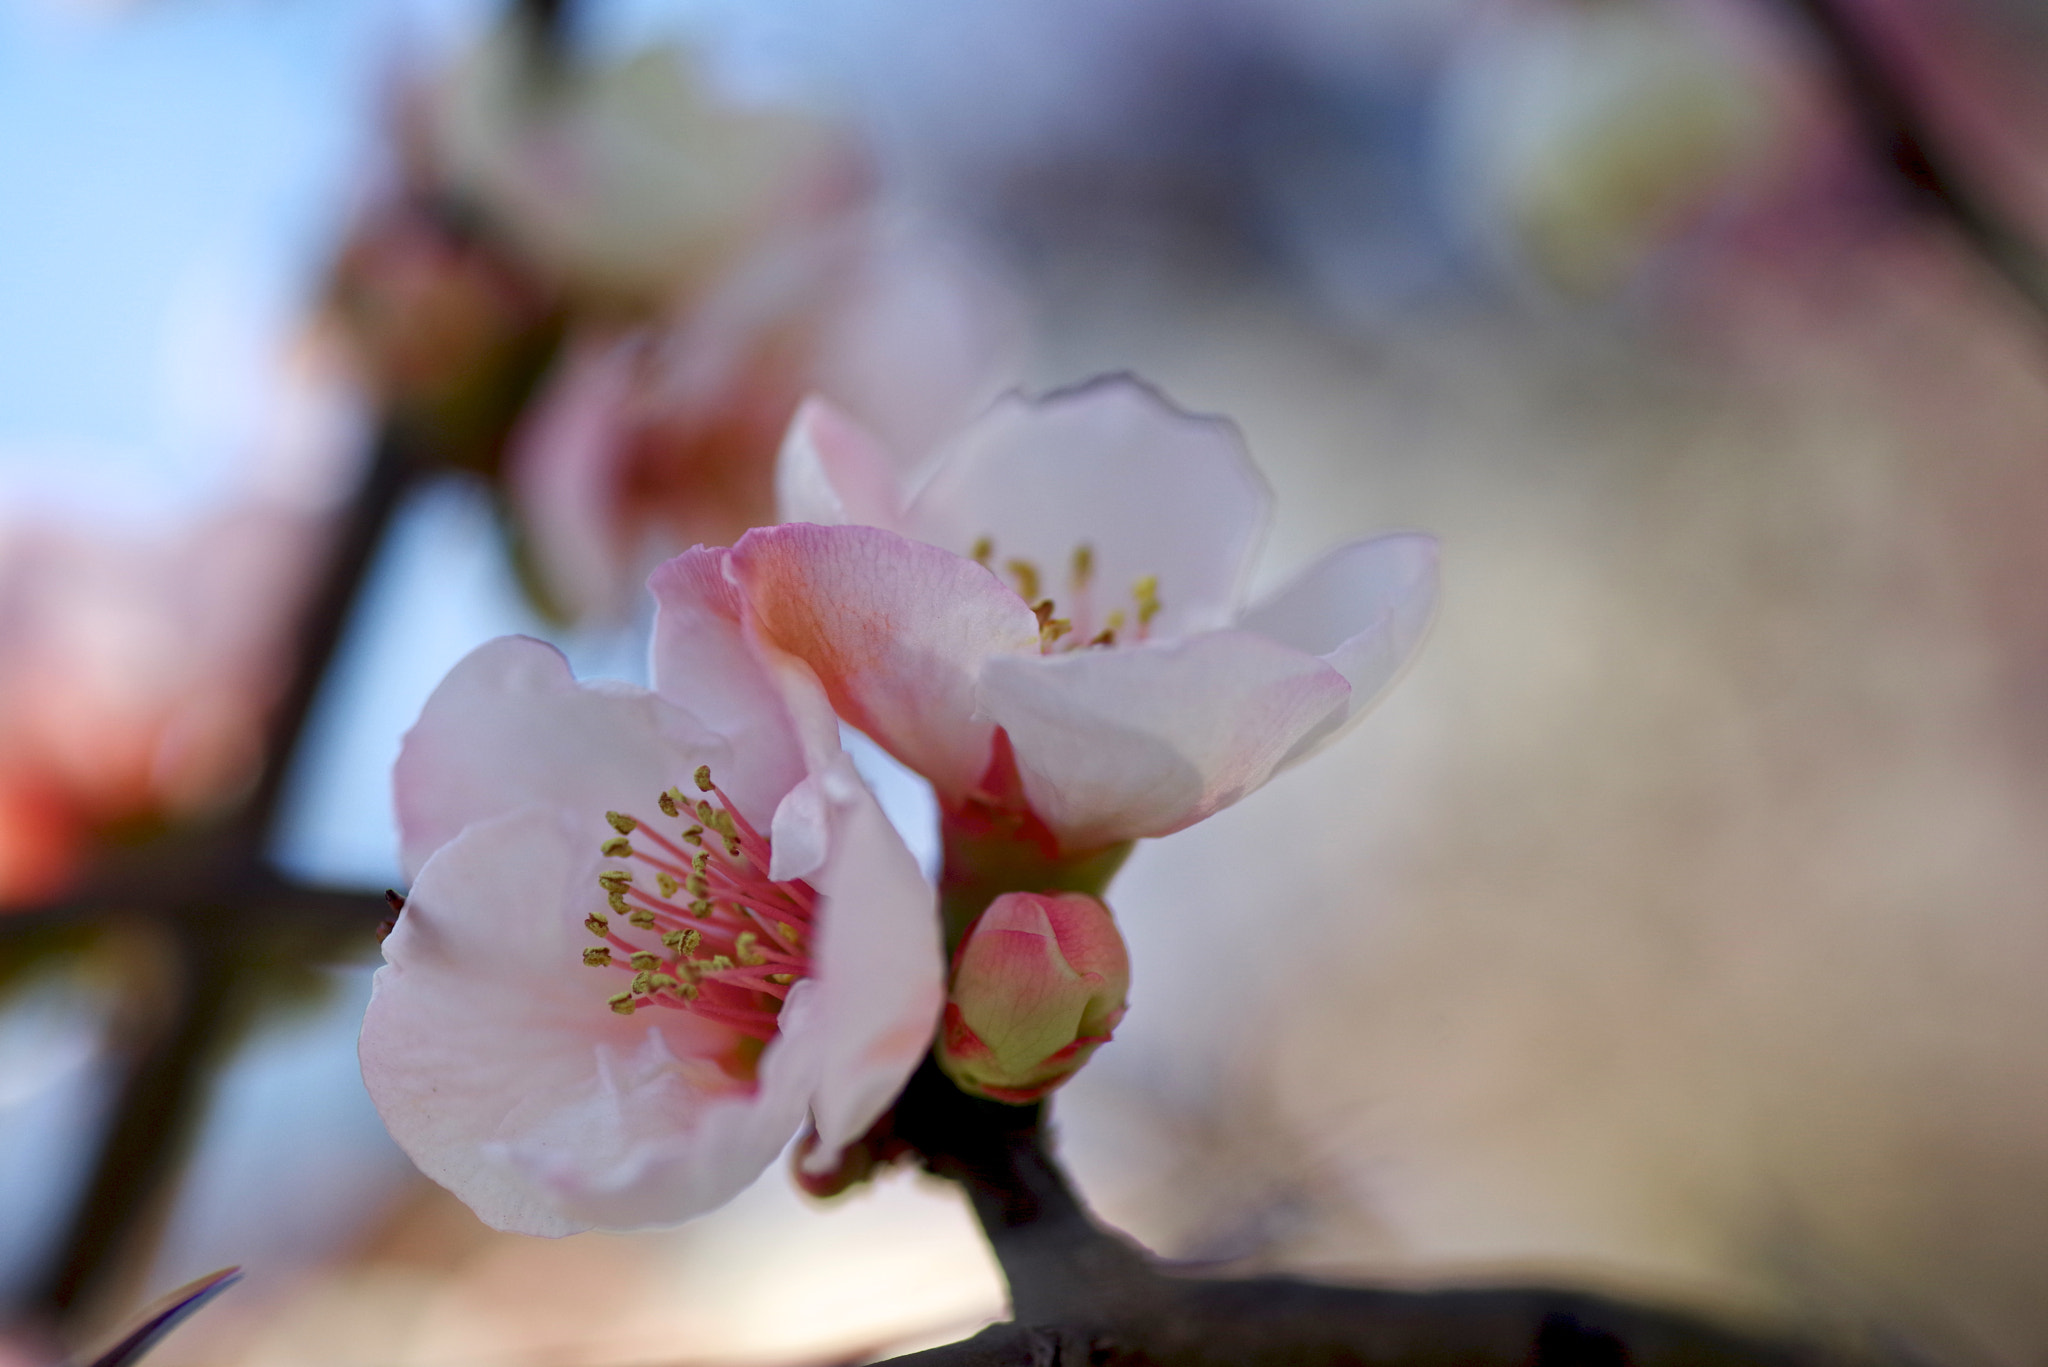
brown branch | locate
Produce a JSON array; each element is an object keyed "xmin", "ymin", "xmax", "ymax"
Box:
[{"xmin": 882, "ymin": 1060, "xmax": 1887, "ymax": 1367}]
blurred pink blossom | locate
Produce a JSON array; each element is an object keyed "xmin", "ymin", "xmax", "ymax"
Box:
[
  {"xmin": 0, "ymin": 498, "xmax": 333, "ymax": 905},
  {"xmin": 506, "ymin": 213, "xmax": 1026, "ymax": 623}
]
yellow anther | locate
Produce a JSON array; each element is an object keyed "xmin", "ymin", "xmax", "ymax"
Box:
[
  {"xmin": 657, "ymin": 872, "xmax": 680, "ymax": 899},
  {"xmin": 767, "ymin": 972, "xmax": 795, "ymax": 985},
  {"xmin": 583, "ymin": 947, "xmax": 612, "ymax": 967},
  {"xmin": 685, "ymin": 873, "xmax": 708, "ymax": 898},
  {"xmin": 682, "ymin": 825, "xmax": 704, "ymax": 846},
  {"xmin": 692, "ymin": 851, "xmax": 710, "ymax": 874},
  {"xmin": 657, "ymin": 790, "xmax": 680, "ymax": 818},
  {"xmin": 628, "ymin": 908, "xmax": 657, "ymax": 929},
  {"xmin": 677, "ymin": 980, "xmax": 701, "ymax": 1001},
  {"xmin": 598, "ymin": 869, "xmax": 631, "ymax": 892},
  {"xmin": 629, "ymin": 951, "xmax": 660, "ymax": 971},
  {"xmin": 601, "ymin": 836, "xmax": 633, "ymax": 858},
  {"xmin": 606, "ymin": 891, "xmax": 631, "ymax": 915},
  {"xmin": 696, "ymin": 800, "xmax": 716, "ymax": 824},
  {"xmin": 1071, "ymin": 543, "xmax": 1094, "ymax": 589},
  {"xmin": 1039, "ymin": 615, "xmax": 1072, "ymax": 647},
  {"xmin": 1104, "ymin": 609, "xmax": 1126, "ymax": 633},
  {"xmin": 585, "ymin": 913, "xmax": 610, "ymax": 938},
  {"xmin": 776, "ymin": 921, "xmax": 799, "ymax": 944},
  {"xmin": 1006, "ymin": 559, "xmax": 1041, "ymax": 602},
  {"xmin": 630, "ymin": 971, "xmax": 654, "ymax": 994},
  {"xmin": 689, "ymin": 898, "xmax": 713, "ymax": 918},
  {"xmin": 646, "ymin": 973, "xmax": 679, "ymax": 992},
  {"xmin": 970, "ymin": 536, "xmax": 994, "ymax": 566},
  {"xmin": 735, "ymin": 932, "xmax": 766, "ymax": 967},
  {"xmin": 608, "ymin": 993, "xmax": 638, "ymax": 1015},
  {"xmin": 606, "ymin": 811, "xmax": 639, "ymax": 835},
  {"xmin": 724, "ymin": 834, "xmax": 743, "ymax": 858},
  {"xmin": 694, "ymin": 765, "xmax": 714, "ymax": 792},
  {"xmin": 1088, "ymin": 628, "xmax": 1117, "ymax": 648},
  {"xmin": 662, "ymin": 928, "xmax": 702, "ymax": 955},
  {"xmin": 1133, "ymin": 575, "xmax": 1161, "ymax": 626},
  {"xmin": 706, "ymin": 955, "xmax": 734, "ymax": 972}
]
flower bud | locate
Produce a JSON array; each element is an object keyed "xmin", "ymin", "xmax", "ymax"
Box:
[{"xmin": 937, "ymin": 892, "xmax": 1129, "ymax": 1103}]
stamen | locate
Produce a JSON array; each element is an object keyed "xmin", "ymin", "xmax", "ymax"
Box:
[
  {"xmin": 1133, "ymin": 575, "xmax": 1161, "ymax": 629},
  {"xmin": 1070, "ymin": 543, "xmax": 1094, "ymax": 590},
  {"xmin": 1033, "ymin": 600, "xmax": 1072, "ymax": 648},
  {"xmin": 970, "ymin": 536, "xmax": 994, "ymax": 566},
  {"xmin": 579, "ymin": 771, "xmax": 819, "ymax": 1048},
  {"xmin": 1006, "ymin": 559, "xmax": 1041, "ymax": 602}
]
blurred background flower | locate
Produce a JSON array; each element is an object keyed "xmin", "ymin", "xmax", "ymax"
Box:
[{"xmin": 9, "ymin": 0, "xmax": 2048, "ymax": 1363}]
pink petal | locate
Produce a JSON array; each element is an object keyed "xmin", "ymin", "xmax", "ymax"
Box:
[
  {"xmin": 646, "ymin": 547, "xmax": 813, "ymax": 818},
  {"xmin": 1236, "ymin": 532, "xmax": 1439, "ymax": 765},
  {"xmin": 360, "ymin": 807, "xmax": 787, "ymax": 1236},
  {"xmin": 728, "ymin": 523, "xmax": 1040, "ymax": 807},
  {"xmin": 793, "ymin": 757, "xmax": 946, "ymax": 1173},
  {"xmin": 773, "ymin": 397, "xmax": 907, "ymax": 529},
  {"xmin": 391, "ymin": 637, "xmax": 730, "ymax": 881},
  {"xmin": 977, "ymin": 631, "xmax": 1350, "ymax": 851},
  {"xmin": 902, "ymin": 376, "xmax": 1271, "ymax": 636},
  {"xmin": 505, "ymin": 334, "xmax": 644, "ymax": 623}
]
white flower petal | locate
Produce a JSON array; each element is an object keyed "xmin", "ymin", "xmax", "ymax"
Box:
[
  {"xmin": 361, "ymin": 807, "xmax": 776, "ymax": 1235},
  {"xmin": 646, "ymin": 547, "xmax": 812, "ymax": 825},
  {"xmin": 1237, "ymin": 533, "xmax": 1440, "ymax": 766},
  {"xmin": 977, "ymin": 632, "xmax": 1350, "ymax": 852},
  {"xmin": 797, "ymin": 757, "xmax": 946, "ymax": 1170},
  {"xmin": 391, "ymin": 637, "xmax": 725, "ymax": 881},
  {"xmin": 902, "ymin": 376, "xmax": 1272, "ymax": 636},
  {"xmin": 772, "ymin": 396, "xmax": 907, "ymax": 529}
]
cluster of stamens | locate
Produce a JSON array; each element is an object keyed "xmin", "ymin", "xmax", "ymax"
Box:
[
  {"xmin": 969, "ymin": 539, "xmax": 1162, "ymax": 653},
  {"xmin": 581, "ymin": 764, "xmax": 813, "ymax": 1038}
]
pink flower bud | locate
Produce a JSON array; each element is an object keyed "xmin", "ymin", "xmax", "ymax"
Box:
[{"xmin": 938, "ymin": 891, "xmax": 1129, "ymax": 1103}]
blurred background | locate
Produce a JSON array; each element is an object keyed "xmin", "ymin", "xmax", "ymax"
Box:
[{"xmin": 5, "ymin": 0, "xmax": 2048, "ymax": 1361}]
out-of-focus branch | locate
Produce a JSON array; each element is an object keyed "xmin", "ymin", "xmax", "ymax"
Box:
[
  {"xmin": 238, "ymin": 425, "xmax": 419, "ymax": 842},
  {"xmin": 19, "ymin": 422, "xmax": 421, "ymax": 1329},
  {"xmin": 883, "ymin": 1059, "xmax": 1879, "ymax": 1367},
  {"xmin": 1773, "ymin": 0, "xmax": 2048, "ymax": 326}
]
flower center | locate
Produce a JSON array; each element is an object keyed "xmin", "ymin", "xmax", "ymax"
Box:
[
  {"xmin": 968, "ymin": 538, "xmax": 1161, "ymax": 653},
  {"xmin": 580, "ymin": 764, "xmax": 814, "ymax": 1042}
]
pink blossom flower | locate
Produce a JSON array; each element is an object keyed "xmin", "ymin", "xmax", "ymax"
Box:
[
  {"xmin": 0, "ymin": 501, "xmax": 329, "ymax": 905},
  {"xmin": 938, "ymin": 891, "xmax": 1129, "ymax": 1104},
  {"xmin": 359, "ymin": 548, "xmax": 944, "ymax": 1234},
  {"xmin": 506, "ymin": 214, "xmax": 1024, "ymax": 623},
  {"xmin": 745, "ymin": 375, "xmax": 1439, "ymax": 874}
]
